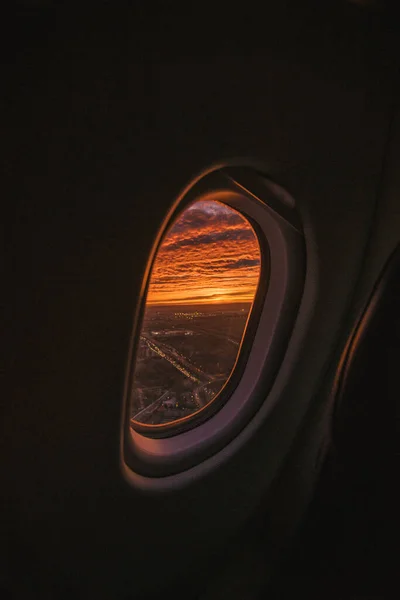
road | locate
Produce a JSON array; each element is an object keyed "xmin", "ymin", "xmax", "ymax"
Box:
[
  {"xmin": 141, "ymin": 335, "xmax": 213, "ymax": 384},
  {"xmin": 131, "ymin": 388, "xmax": 170, "ymax": 421}
]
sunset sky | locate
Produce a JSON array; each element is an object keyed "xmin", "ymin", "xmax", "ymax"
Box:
[{"xmin": 146, "ymin": 200, "xmax": 261, "ymax": 305}]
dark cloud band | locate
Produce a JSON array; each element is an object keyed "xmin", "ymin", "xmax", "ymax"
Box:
[{"xmin": 148, "ymin": 200, "xmax": 261, "ymax": 304}]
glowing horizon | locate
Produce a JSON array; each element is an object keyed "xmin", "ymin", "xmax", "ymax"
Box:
[{"xmin": 146, "ymin": 200, "xmax": 261, "ymax": 306}]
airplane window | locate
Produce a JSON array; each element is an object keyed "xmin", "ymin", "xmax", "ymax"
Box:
[{"xmin": 130, "ymin": 199, "xmax": 261, "ymax": 430}]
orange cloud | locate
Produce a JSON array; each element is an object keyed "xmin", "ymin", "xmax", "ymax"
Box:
[{"xmin": 147, "ymin": 200, "xmax": 261, "ymax": 305}]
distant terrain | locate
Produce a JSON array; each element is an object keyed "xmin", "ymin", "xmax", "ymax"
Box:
[{"xmin": 131, "ymin": 302, "xmax": 252, "ymax": 425}]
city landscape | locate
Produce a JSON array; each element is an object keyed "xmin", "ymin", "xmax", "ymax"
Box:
[{"xmin": 131, "ymin": 302, "xmax": 252, "ymax": 425}]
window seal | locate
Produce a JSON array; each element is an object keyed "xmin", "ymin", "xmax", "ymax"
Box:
[{"xmin": 121, "ymin": 166, "xmax": 306, "ymax": 481}]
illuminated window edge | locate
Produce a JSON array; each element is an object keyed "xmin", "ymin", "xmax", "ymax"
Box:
[{"xmin": 129, "ymin": 199, "xmax": 267, "ymax": 437}]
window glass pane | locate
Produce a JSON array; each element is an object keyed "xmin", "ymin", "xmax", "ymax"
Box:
[{"xmin": 130, "ymin": 200, "xmax": 261, "ymax": 427}]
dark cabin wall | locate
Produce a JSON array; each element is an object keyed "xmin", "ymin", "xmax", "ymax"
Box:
[{"xmin": 2, "ymin": 3, "xmax": 398, "ymax": 598}]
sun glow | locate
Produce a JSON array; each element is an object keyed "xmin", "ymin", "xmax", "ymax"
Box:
[{"xmin": 147, "ymin": 200, "xmax": 261, "ymax": 306}]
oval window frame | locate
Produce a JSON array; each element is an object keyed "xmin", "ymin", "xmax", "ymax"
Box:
[
  {"xmin": 130, "ymin": 198, "xmax": 267, "ymax": 437},
  {"xmin": 122, "ymin": 166, "xmax": 305, "ymax": 479}
]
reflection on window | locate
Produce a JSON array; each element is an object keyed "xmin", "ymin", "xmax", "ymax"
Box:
[{"xmin": 130, "ymin": 199, "xmax": 261, "ymax": 427}]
